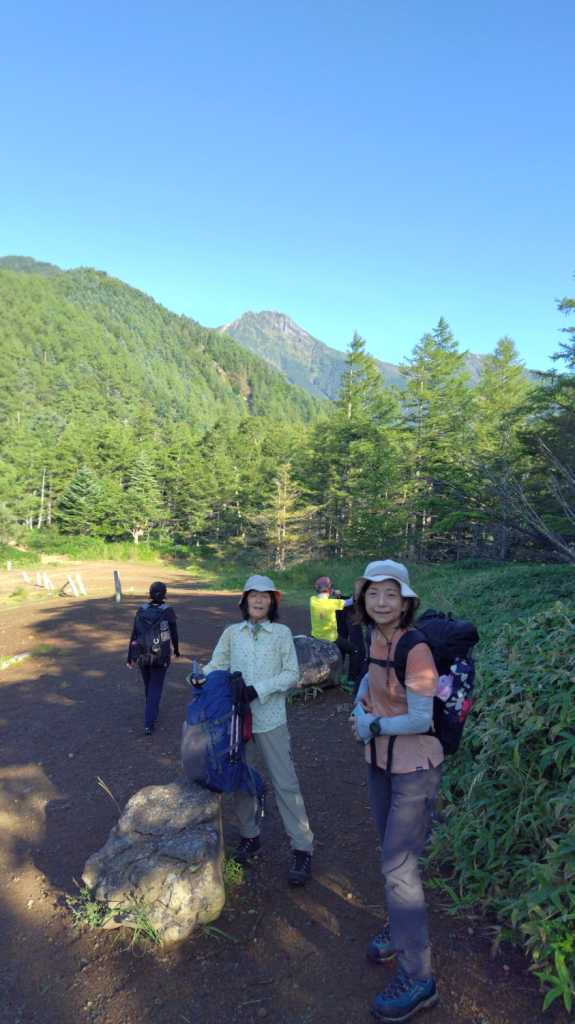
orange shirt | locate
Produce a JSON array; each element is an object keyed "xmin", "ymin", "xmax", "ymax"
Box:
[{"xmin": 365, "ymin": 627, "xmax": 443, "ymax": 774}]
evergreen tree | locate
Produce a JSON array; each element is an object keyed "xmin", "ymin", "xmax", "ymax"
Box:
[
  {"xmin": 120, "ymin": 453, "xmax": 163, "ymax": 544},
  {"xmin": 400, "ymin": 318, "xmax": 471, "ymax": 560},
  {"xmin": 55, "ymin": 465, "xmax": 102, "ymax": 535},
  {"xmin": 254, "ymin": 462, "xmax": 318, "ymax": 570},
  {"xmin": 330, "ymin": 333, "xmax": 399, "ymax": 553},
  {"xmin": 471, "ymin": 337, "xmax": 532, "ymax": 561},
  {"xmin": 300, "ymin": 333, "xmax": 407, "ymax": 558}
]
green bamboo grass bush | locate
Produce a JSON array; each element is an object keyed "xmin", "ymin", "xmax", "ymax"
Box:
[{"xmin": 427, "ymin": 602, "xmax": 575, "ymax": 1009}]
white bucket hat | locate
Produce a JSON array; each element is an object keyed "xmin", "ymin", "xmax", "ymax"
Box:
[
  {"xmin": 353, "ymin": 560, "xmax": 418, "ymax": 601},
  {"xmin": 238, "ymin": 574, "xmax": 282, "ymax": 606}
]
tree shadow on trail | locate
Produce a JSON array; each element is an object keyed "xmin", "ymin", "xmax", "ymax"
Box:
[{"xmin": 0, "ymin": 585, "xmax": 328, "ymax": 1024}]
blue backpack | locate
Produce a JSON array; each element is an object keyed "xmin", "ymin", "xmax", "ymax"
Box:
[{"xmin": 180, "ymin": 670, "xmax": 266, "ymax": 818}]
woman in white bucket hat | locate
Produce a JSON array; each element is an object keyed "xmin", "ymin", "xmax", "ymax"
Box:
[
  {"xmin": 202, "ymin": 574, "xmax": 314, "ymax": 886},
  {"xmin": 349, "ymin": 560, "xmax": 442, "ymax": 1021}
]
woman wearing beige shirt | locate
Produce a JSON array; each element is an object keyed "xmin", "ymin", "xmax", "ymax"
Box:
[
  {"xmin": 349, "ymin": 560, "xmax": 442, "ymax": 1023},
  {"xmin": 203, "ymin": 574, "xmax": 314, "ymax": 886}
]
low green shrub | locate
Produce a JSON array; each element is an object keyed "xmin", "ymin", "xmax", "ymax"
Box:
[{"xmin": 428, "ymin": 602, "xmax": 575, "ymax": 1010}]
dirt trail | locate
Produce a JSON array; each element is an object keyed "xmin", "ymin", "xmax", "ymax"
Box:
[{"xmin": 0, "ymin": 564, "xmax": 566, "ymax": 1024}]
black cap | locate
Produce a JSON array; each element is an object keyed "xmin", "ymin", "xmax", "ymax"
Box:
[{"xmin": 149, "ymin": 581, "xmax": 167, "ymax": 603}]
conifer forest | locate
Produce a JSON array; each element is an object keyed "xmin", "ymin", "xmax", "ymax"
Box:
[{"xmin": 1, "ymin": 256, "xmax": 574, "ymax": 568}]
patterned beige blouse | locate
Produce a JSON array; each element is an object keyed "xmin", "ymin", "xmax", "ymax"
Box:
[{"xmin": 202, "ymin": 620, "xmax": 299, "ymax": 734}]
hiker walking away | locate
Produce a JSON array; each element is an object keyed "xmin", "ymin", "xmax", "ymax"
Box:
[
  {"xmin": 349, "ymin": 560, "xmax": 442, "ymax": 1022},
  {"xmin": 202, "ymin": 574, "xmax": 314, "ymax": 885},
  {"xmin": 127, "ymin": 581, "xmax": 180, "ymax": 735},
  {"xmin": 310, "ymin": 576, "xmax": 363, "ymax": 688}
]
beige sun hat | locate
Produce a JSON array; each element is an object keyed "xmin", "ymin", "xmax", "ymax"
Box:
[
  {"xmin": 238, "ymin": 574, "xmax": 282, "ymax": 606},
  {"xmin": 353, "ymin": 560, "xmax": 418, "ymax": 601}
]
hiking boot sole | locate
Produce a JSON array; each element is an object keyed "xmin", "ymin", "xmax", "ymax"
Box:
[
  {"xmin": 367, "ymin": 947, "xmax": 396, "ymax": 964},
  {"xmin": 232, "ymin": 848, "xmax": 261, "ymax": 865},
  {"xmin": 370, "ymin": 990, "xmax": 439, "ymax": 1022}
]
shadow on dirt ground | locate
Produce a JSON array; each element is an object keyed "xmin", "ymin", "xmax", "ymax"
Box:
[{"xmin": 0, "ymin": 565, "xmax": 567, "ymax": 1024}]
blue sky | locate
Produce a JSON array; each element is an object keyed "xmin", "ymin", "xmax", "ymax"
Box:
[{"xmin": 1, "ymin": 0, "xmax": 573, "ymax": 370}]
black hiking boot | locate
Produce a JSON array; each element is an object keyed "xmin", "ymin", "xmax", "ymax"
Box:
[
  {"xmin": 232, "ymin": 836, "xmax": 261, "ymax": 864},
  {"xmin": 144, "ymin": 725, "xmax": 155, "ymax": 734},
  {"xmin": 288, "ymin": 849, "xmax": 312, "ymax": 886}
]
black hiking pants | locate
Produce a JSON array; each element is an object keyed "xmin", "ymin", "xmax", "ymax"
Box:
[{"xmin": 140, "ymin": 658, "xmax": 170, "ymax": 729}]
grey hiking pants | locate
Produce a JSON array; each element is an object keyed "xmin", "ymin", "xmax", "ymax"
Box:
[
  {"xmin": 234, "ymin": 723, "xmax": 314, "ymax": 853},
  {"xmin": 366, "ymin": 760, "xmax": 443, "ymax": 982}
]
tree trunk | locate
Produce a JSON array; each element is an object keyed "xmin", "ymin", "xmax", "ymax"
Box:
[
  {"xmin": 46, "ymin": 476, "xmax": 53, "ymax": 527},
  {"xmin": 37, "ymin": 467, "xmax": 46, "ymax": 530},
  {"xmin": 500, "ymin": 458, "xmax": 509, "ymax": 563}
]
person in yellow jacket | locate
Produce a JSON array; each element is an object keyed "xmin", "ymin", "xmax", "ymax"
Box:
[{"xmin": 310, "ymin": 577, "xmax": 363, "ymax": 686}]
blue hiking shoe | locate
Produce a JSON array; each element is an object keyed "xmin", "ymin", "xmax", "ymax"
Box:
[
  {"xmin": 367, "ymin": 923, "xmax": 396, "ymax": 964},
  {"xmin": 370, "ymin": 972, "xmax": 438, "ymax": 1021}
]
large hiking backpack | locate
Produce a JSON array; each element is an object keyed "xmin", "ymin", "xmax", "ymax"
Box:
[
  {"xmin": 132, "ymin": 603, "xmax": 172, "ymax": 666},
  {"xmin": 368, "ymin": 609, "xmax": 479, "ymax": 756},
  {"xmin": 181, "ymin": 670, "xmax": 266, "ymax": 818}
]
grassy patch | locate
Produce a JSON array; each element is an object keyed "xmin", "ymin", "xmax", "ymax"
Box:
[
  {"xmin": 66, "ymin": 885, "xmax": 109, "ymax": 933},
  {"xmin": 222, "ymin": 855, "xmax": 245, "ymax": 895},
  {"xmin": 31, "ymin": 645, "xmax": 52, "ymax": 657},
  {"xmin": 426, "ymin": 599, "xmax": 575, "ymax": 1011},
  {"xmin": 66, "ymin": 884, "xmax": 162, "ymax": 951},
  {"xmin": 288, "ymin": 685, "xmax": 325, "ymax": 703}
]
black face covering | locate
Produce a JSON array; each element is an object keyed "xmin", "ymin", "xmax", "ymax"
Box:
[{"xmin": 149, "ymin": 582, "xmax": 167, "ymax": 604}]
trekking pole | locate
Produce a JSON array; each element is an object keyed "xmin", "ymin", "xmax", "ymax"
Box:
[{"xmin": 229, "ymin": 704, "xmax": 241, "ymax": 763}]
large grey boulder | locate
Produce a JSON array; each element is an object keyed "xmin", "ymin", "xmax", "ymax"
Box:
[
  {"xmin": 82, "ymin": 780, "xmax": 224, "ymax": 945},
  {"xmin": 293, "ymin": 635, "xmax": 343, "ymax": 689}
]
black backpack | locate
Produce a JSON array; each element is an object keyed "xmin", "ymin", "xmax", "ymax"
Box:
[
  {"xmin": 132, "ymin": 603, "xmax": 172, "ymax": 666},
  {"xmin": 368, "ymin": 609, "xmax": 479, "ymax": 757}
]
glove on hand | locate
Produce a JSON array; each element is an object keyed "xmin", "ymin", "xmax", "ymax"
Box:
[
  {"xmin": 354, "ymin": 712, "xmax": 380, "ymax": 742},
  {"xmin": 229, "ymin": 672, "xmax": 258, "ymax": 713},
  {"xmin": 229, "ymin": 671, "xmax": 246, "ymax": 706}
]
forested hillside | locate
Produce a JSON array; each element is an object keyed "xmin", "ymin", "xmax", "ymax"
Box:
[
  {"xmin": 0, "ymin": 259, "xmax": 323, "ymax": 543},
  {"xmin": 1, "ymin": 257, "xmax": 574, "ymax": 566}
]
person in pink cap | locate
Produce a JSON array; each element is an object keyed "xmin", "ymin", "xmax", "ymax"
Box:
[
  {"xmin": 349, "ymin": 559, "xmax": 442, "ymax": 1022},
  {"xmin": 202, "ymin": 574, "xmax": 314, "ymax": 885}
]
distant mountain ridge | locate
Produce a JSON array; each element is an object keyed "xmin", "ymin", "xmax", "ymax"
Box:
[
  {"xmin": 217, "ymin": 310, "xmax": 485, "ymax": 399},
  {"xmin": 0, "ymin": 256, "xmax": 322, "ymax": 432}
]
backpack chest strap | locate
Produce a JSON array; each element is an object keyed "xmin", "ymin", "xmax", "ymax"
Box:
[
  {"xmin": 368, "ymin": 656, "xmax": 396, "ymax": 669},
  {"xmin": 368, "ymin": 629, "xmax": 428, "ymax": 687}
]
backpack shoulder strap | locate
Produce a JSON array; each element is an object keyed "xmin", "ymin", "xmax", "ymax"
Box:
[{"xmin": 394, "ymin": 629, "xmax": 427, "ymax": 686}]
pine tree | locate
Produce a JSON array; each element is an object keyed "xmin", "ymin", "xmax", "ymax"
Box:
[
  {"xmin": 55, "ymin": 465, "xmax": 102, "ymax": 535},
  {"xmin": 254, "ymin": 462, "xmax": 318, "ymax": 570},
  {"xmin": 121, "ymin": 452, "xmax": 163, "ymax": 544},
  {"xmin": 472, "ymin": 337, "xmax": 532, "ymax": 561},
  {"xmin": 331, "ymin": 333, "xmax": 396, "ymax": 553},
  {"xmin": 400, "ymin": 318, "xmax": 471, "ymax": 560}
]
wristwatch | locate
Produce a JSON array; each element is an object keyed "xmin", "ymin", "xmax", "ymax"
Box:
[{"xmin": 369, "ymin": 719, "xmax": 381, "ymax": 737}]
